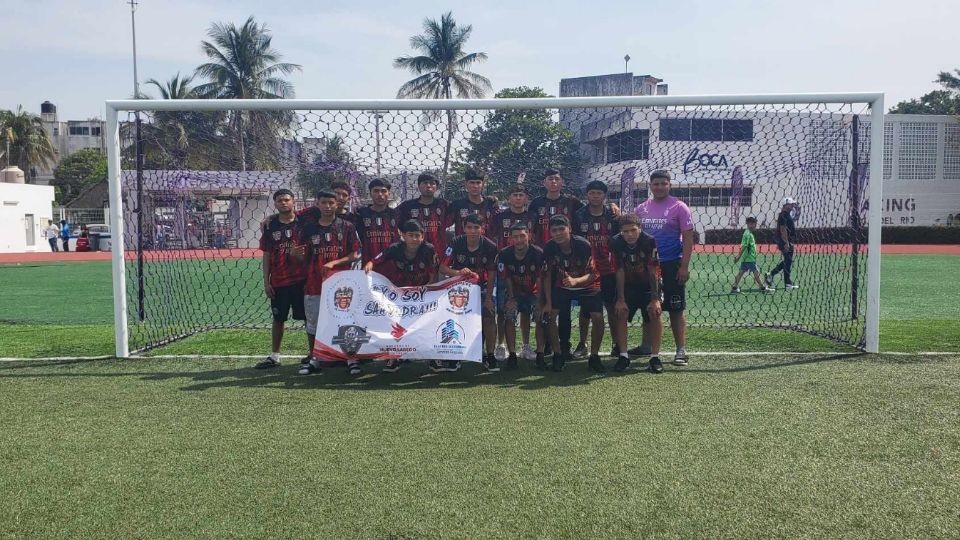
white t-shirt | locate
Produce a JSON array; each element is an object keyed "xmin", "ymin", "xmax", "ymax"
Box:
[{"xmin": 46, "ymin": 224, "xmax": 60, "ymax": 239}]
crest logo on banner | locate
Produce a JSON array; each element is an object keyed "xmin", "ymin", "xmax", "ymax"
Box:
[
  {"xmin": 334, "ymin": 287, "xmax": 354, "ymax": 311},
  {"xmin": 447, "ymin": 284, "xmax": 471, "ymax": 313},
  {"xmin": 390, "ymin": 322, "xmax": 407, "ymax": 340},
  {"xmin": 332, "ymin": 325, "xmax": 371, "ymax": 356}
]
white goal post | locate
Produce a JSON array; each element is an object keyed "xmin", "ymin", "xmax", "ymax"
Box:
[{"xmin": 105, "ymin": 92, "xmax": 885, "ymax": 358}]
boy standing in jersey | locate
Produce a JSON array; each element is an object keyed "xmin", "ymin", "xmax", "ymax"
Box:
[
  {"xmin": 365, "ymin": 220, "xmax": 441, "ymax": 373},
  {"xmin": 330, "ymin": 180, "xmax": 357, "ymax": 225},
  {"xmin": 449, "ymin": 169, "xmax": 500, "ymax": 239},
  {"xmin": 355, "ymin": 178, "xmax": 399, "ymax": 266},
  {"xmin": 492, "ymin": 185, "xmax": 538, "ymax": 362},
  {"xmin": 297, "ymin": 191, "xmax": 361, "ymax": 376},
  {"xmin": 255, "ymin": 189, "xmax": 307, "ymax": 369},
  {"xmin": 635, "ymin": 170, "xmax": 695, "ymax": 366},
  {"xmin": 497, "ymin": 222, "xmax": 546, "ymax": 369},
  {"xmin": 611, "ymin": 214, "xmax": 663, "ymax": 373},
  {"xmin": 396, "ymin": 173, "xmax": 452, "ymax": 256},
  {"xmin": 440, "ymin": 214, "xmax": 500, "ymax": 372},
  {"xmin": 542, "ymin": 215, "xmax": 605, "ymax": 373},
  {"xmin": 572, "ymin": 180, "xmax": 621, "ymax": 359}
]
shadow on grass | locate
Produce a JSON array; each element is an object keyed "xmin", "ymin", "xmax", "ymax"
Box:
[{"xmin": 0, "ymin": 353, "xmax": 873, "ymax": 391}]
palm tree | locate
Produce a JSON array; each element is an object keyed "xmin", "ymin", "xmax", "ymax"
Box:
[
  {"xmin": 145, "ymin": 72, "xmax": 197, "ymax": 100},
  {"xmin": 0, "ymin": 106, "xmax": 57, "ymax": 177},
  {"xmin": 393, "ymin": 12, "xmax": 491, "ymax": 179},
  {"xmin": 193, "ymin": 16, "xmax": 301, "ymax": 170}
]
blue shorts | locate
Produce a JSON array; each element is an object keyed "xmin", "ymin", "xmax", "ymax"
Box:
[{"xmin": 740, "ymin": 261, "xmax": 758, "ymax": 272}]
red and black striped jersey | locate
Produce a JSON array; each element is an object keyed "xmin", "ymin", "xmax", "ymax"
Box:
[
  {"xmin": 529, "ymin": 194, "xmax": 584, "ymax": 247},
  {"xmin": 449, "ymin": 197, "xmax": 500, "ymax": 239},
  {"xmin": 396, "ymin": 198, "xmax": 453, "ymax": 255},
  {"xmin": 611, "ymin": 232, "xmax": 659, "ymax": 286},
  {"xmin": 497, "ymin": 244, "xmax": 545, "ymax": 297},
  {"xmin": 298, "ymin": 217, "xmax": 360, "ymax": 295},
  {"xmin": 542, "ymin": 235, "xmax": 599, "ymax": 291},
  {"xmin": 489, "ymin": 209, "xmax": 535, "ymax": 250},
  {"xmin": 259, "ymin": 215, "xmax": 307, "ymax": 287},
  {"xmin": 354, "ymin": 206, "xmax": 399, "ymax": 264},
  {"xmin": 442, "ymin": 235, "xmax": 499, "ymax": 287},
  {"xmin": 572, "ymin": 204, "xmax": 618, "ymax": 276},
  {"xmin": 372, "ymin": 241, "xmax": 439, "ymax": 287}
]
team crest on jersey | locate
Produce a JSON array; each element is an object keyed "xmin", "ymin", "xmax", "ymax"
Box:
[
  {"xmin": 272, "ymin": 231, "xmax": 282, "ymax": 241},
  {"xmin": 538, "ymin": 207, "xmax": 546, "ymax": 216},
  {"xmin": 446, "ymin": 284, "xmax": 471, "ymax": 314},
  {"xmin": 502, "ymin": 218, "xmax": 512, "ymax": 228},
  {"xmin": 580, "ymin": 223, "xmax": 589, "ymax": 233},
  {"xmin": 418, "ymin": 262, "xmax": 425, "ymax": 269},
  {"xmin": 311, "ymin": 235, "xmax": 321, "ymax": 244},
  {"xmin": 410, "ymin": 209, "xmax": 419, "ymax": 217},
  {"xmin": 456, "ymin": 254, "xmax": 466, "ymax": 263},
  {"xmin": 363, "ymin": 218, "xmax": 372, "ymax": 227},
  {"xmin": 333, "ymin": 286, "xmax": 354, "ymax": 311},
  {"xmin": 284, "ymin": 229, "xmax": 293, "ymax": 238},
  {"xmin": 459, "ymin": 209, "xmax": 469, "ymax": 218}
]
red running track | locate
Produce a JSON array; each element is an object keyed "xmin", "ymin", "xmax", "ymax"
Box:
[{"xmin": 2, "ymin": 244, "xmax": 958, "ymax": 264}]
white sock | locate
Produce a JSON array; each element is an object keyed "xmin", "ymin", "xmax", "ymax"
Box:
[{"xmin": 269, "ymin": 352, "xmax": 280, "ymax": 361}]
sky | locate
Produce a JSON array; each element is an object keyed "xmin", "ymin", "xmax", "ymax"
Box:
[{"xmin": 1, "ymin": 0, "xmax": 957, "ymax": 120}]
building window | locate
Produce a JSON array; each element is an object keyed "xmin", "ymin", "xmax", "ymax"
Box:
[
  {"xmin": 672, "ymin": 187, "xmax": 754, "ymax": 207},
  {"xmin": 659, "ymin": 118, "xmax": 754, "ymax": 142},
  {"xmin": 52, "ymin": 127, "xmax": 59, "ymax": 136},
  {"xmin": 91, "ymin": 126, "xmax": 101, "ymax": 136},
  {"xmin": 606, "ymin": 129, "xmax": 649, "ymax": 163},
  {"xmin": 69, "ymin": 126, "xmax": 90, "ymax": 136}
]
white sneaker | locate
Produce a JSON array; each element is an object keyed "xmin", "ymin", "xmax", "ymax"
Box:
[
  {"xmin": 762, "ymin": 287, "xmax": 775, "ymax": 293},
  {"xmin": 521, "ymin": 343, "xmax": 536, "ymax": 361},
  {"xmin": 494, "ymin": 344, "xmax": 508, "ymax": 361},
  {"xmin": 731, "ymin": 287, "xmax": 741, "ymax": 294},
  {"xmin": 785, "ymin": 284, "xmax": 800, "ymax": 290}
]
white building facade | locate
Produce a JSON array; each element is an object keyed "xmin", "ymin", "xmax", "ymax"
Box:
[{"xmin": 0, "ymin": 183, "xmax": 56, "ymax": 253}]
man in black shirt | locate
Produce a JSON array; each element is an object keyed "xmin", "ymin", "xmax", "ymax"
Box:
[
  {"xmin": 765, "ymin": 197, "xmax": 799, "ymax": 290},
  {"xmin": 449, "ymin": 169, "xmax": 500, "ymax": 240}
]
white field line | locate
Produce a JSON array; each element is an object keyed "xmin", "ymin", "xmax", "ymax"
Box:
[{"xmin": 1, "ymin": 352, "xmax": 957, "ymax": 362}]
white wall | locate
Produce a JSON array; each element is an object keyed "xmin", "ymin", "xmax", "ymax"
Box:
[{"xmin": 0, "ymin": 183, "xmax": 56, "ymax": 253}]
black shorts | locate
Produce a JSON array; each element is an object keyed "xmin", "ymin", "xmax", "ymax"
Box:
[
  {"xmin": 551, "ymin": 287, "xmax": 603, "ymax": 315},
  {"xmin": 625, "ymin": 285, "xmax": 654, "ymax": 323},
  {"xmin": 599, "ymin": 273, "xmax": 618, "ymax": 306},
  {"xmin": 271, "ymin": 282, "xmax": 306, "ymax": 322},
  {"xmin": 659, "ymin": 260, "xmax": 686, "ymax": 313}
]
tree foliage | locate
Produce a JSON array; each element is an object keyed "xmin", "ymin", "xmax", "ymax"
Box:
[
  {"xmin": 52, "ymin": 148, "xmax": 107, "ymax": 204},
  {"xmin": 889, "ymin": 69, "xmax": 960, "ymax": 115},
  {"xmin": 462, "ymin": 87, "xmax": 582, "ymax": 199}
]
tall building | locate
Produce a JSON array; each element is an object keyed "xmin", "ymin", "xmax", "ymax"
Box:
[{"xmin": 34, "ymin": 101, "xmax": 106, "ymax": 184}]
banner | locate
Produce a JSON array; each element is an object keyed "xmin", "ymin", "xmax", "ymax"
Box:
[{"xmin": 313, "ymin": 270, "xmax": 483, "ymax": 362}]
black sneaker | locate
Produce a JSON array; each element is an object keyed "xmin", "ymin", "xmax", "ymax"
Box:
[
  {"xmin": 254, "ymin": 356, "xmax": 280, "ymax": 369},
  {"xmin": 535, "ymin": 353, "xmax": 548, "ymax": 370},
  {"xmin": 552, "ymin": 352, "xmax": 568, "ymax": 372},
  {"xmin": 383, "ymin": 359, "xmax": 402, "ymax": 373},
  {"xmin": 648, "ymin": 357, "xmax": 664, "ymax": 374},
  {"xmin": 610, "ymin": 344, "xmax": 620, "ymax": 358},
  {"xmin": 613, "ymin": 356, "xmax": 631, "ymax": 372},
  {"xmin": 506, "ymin": 354, "xmax": 518, "ymax": 370},
  {"xmin": 483, "ymin": 355, "xmax": 500, "ymax": 373},
  {"xmin": 573, "ymin": 342, "xmax": 588, "ymax": 359},
  {"xmin": 347, "ymin": 362, "xmax": 362, "ymax": 376},
  {"xmin": 627, "ymin": 345, "xmax": 651, "ymax": 357},
  {"xmin": 299, "ymin": 355, "xmax": 313, "ymax": 366},
  {"xmin": 446, "ymin": 360, "xmax": 461, "ymax": 372},
  {"xmin": 588, "ymin": 354, "xmax": 606, "ymax": 373},
  {"xmin": 764, "ymin": 272, "xmax": 774, "ymax": 287},
  {"xmin": 429, "ymin": 360, "xmax": 446, "ymax": 373}
]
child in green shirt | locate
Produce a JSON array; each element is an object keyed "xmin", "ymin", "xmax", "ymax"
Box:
[{"xmin": 732, "ymin": 217, "xmax": 774, "ymax": 293}]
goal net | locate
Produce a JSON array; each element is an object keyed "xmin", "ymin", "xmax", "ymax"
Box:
[{"xmin": 107, "ymin": 95, "xmax": 883, "ymax": 356}]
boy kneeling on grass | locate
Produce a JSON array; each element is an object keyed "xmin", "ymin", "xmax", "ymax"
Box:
[{"xmin": 732, "ymin": 217, "xmax": 774, "ymax": 294}]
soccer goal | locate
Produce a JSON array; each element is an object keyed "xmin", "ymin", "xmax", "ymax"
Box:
[{"xmin": 105, "ymin": 93, "xmax": 884, "ymax": 357}]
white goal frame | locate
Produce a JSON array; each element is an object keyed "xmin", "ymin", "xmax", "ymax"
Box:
[{"xmin": 105, "ymin": 93, "xmax": 885, "ymax": 357}]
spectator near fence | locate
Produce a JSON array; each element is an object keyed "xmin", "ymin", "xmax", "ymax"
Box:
[
  {"xmin": 59, "ymin": 220, "xmax": 71, "ymax": 252},
  {"xmin": 45, "ymin": 220, "xmax": 60, "ymax": 252}
]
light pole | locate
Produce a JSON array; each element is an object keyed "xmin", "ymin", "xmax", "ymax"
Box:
[
  {"xmin": 129, "ymin": 0, "xmax": 140, "ymax": 97},
  {"xmin": 624, "ymin": 54, "xmax": 631, "ymax": 74},
  {"xmin": 366, "ymin": 110, "xmax": 388, "ymax": 177}
]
